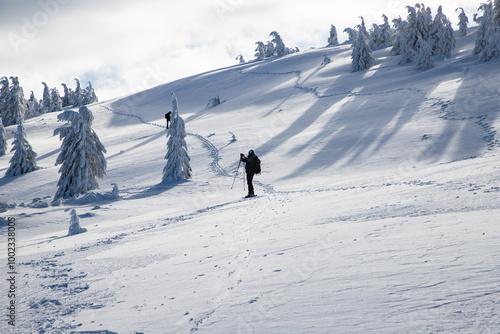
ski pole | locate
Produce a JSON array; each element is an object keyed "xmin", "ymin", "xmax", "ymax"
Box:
[{"xmin": 231, "ymin": 160, "xmax": 242, "ymax": 189}]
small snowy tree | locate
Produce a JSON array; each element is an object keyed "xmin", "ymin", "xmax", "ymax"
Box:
[
  {"xmin": 351, "ymin": 17, "xmax": 375, "ymax": 71},
  {"xmin": 68, "ymin": 209, "xmax": 87, "ymax": 236},
  {"xmin": 264, "ymin": 41, "xmax": 275, "ymax": 58},
  {"xmin": 416, "ymin": 35, "xmax": 434, "ymax": 70},
  {"xmin": 327, "ymin": 25, "xmax": 339, "ymax": 46},
  {"xmin": 25, "ymin": 91, "xmax": 41, "ymax": 119},
  {"xmin": 50, "ymin": 88, "xmax": 63, "ymax": 113},
  {"xmin": 83, "ymin": 81, "xmax": 98, "ymax": 105},
  {"xmin": 73, "ymin": 78, "xmax": 84, "ymax": 107},
  {"xmin": 254, "ymin": 41, "xmax": 266, "ymax": 59},
  {"xmin": 3, "ymin": 77, "xmax": 26, "ymax": 126},
  {"xmin": 481, "ymin": 0, "xmax": 500, "ymax": 61},
  {"xmin": 431, "ymin": 6, "xmax": 456, "ymax": 57},
  {"xmin": 40, "ymin": 82, "xmax": 51, "ymax": 114},
  {"xmin": 162, "ymin": 93, "xmax": 191, "ymax": 183},
  {"xmin": 5, "ymin": 118, "xmax": 39, "ymax": 176},
  {"xmin": 61, "ymin": 83, "xmax": 71, "ymax": 107},
  {"xmin": 270, "ymin": 31, "xmax": 286, "ymax": 57},
  {"xmin": 456, "ymin": 7, "xmax": 469, "ymax": 37},
  {"xmin": 236, "ymin": 53, "xmax": 245, "ymax": 64},
  {"xmin": 474, "ymin": 2, "xmax": 494, "ymax": 55},
  {"xmin": 0, "ymin": 117, "xmax": 7, "ymax": 156},
  {"xmin": 54, "ymin": 106, "xmax": 107, "ymax": 199},
  {"xmin": 343, "ymin": 27, "xmax": 357, "ymax": 44},
  {"xmin": 0, "ymin": 77, "xmax": 9, "ymax": 117}
]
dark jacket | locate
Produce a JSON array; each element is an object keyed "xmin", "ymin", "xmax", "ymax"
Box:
[{"xmin": 241, "ymin": 153, "xmax": 260, "ymax": 174}]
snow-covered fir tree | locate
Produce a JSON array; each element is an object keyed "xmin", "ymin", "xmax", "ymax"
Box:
[
  {"xmin": 50, "ymin": 88, "xmax": 63, "ymax": 113},
  {"xmin": 162, "ymin": 93, "xmax": 191, "ymax": 183},
  {"xmin": 0, "ymin": 117, "xmax": 7, "ymax": 156},
  {"xmin": 5, "ymin": 117, "xmax": 39, "ymax": 176},
  {"xmin": 327, "ymin": 25, "xmax": 339, "ymax": 46},
  {"xmin": 456, "ymin": 7, "xmax": 469, "ymax": 37},
  {"xmin": 53, "ymin": 106, "xmax": 107, "ymax": 199},
  {"xmin": 73, "ymin": 78, "xmax": 84, "ymax": 106},
  {"xmin": 351, "ymin": 17, "xmax": 375, "ymax": 71},
  {"xmin": 2, "ymin": 77, "xmax": 26, "ymax": 126},
  {"xmin": 399, "ymin": 23, "xmax": 415, "ymax": 64},
  {"xmin": 236, "ymin": 54, "xmax": 245, "ymax": 64},
  {"xmin": 473, "ymin": 1, "xmax": 494, "ymax": 55},
  {"xmin": 371, "ymin": 15, "xmax": 393, "ymax": 50},
  {"xmin": 61, "ymin": 83, "xmax": 71, "ymax": 107},
  {"xmin": 265, "ymin": 41, "xmax": 275, "ymax": 58},
  {"xmin": 0, "ymin": 77, "xmax": 9, "ymax": 117},
  {"xmin": 40, "ymin": 82, "xmax": 52, "ymax": 114},
  {"xmin": 431, "ymin": 6, "xmax": 456, "ymax": 57},
  {"xmin": 391, "ymin": 17, "xmax": 405, "ymax": 55},
  {"xmin": 416, "ymin": 34, "xmax": 434, "ymax": 70},
  {"xmin": 481, "ymin": 0, "xmax": 500, "ymax": 61},
  {"xmin": 343, "ymin": 27, "xmax": 357, "ymax": 44},
  {"xmin": 270, "ymin": 31, "xmax": 286, "ymax": 57},
  {"xmin": 25, "ymin": 91, "xmax": 41, "ymax": 119},
  {"xmin": 254, "ymin": 41, "xmax": 266, "ymax": 59},
  {"xmin": 83, "ymin": 81, "xmax": 98, "ymax": 105},
  {"xmin": 68, "ymin": 209, "xmax": 87, "ymax": 236}
]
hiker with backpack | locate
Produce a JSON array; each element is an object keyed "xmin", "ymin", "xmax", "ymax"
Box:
[
  {"xmin": 240, "ymin": 149, "xmax": 260, "ymax": 198},
  {"xmin": 165, "ymin": 111, "xmax": 172, "ymax": 129}
]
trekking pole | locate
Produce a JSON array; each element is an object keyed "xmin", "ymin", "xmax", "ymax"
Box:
[{"xmin": 231, "ymin": 160, "xmax": 242, "ymax": 189}]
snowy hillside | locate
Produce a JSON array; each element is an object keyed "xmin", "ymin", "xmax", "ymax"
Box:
[{"xmin": 1, "ymin": 28, "xmax": 500, "ymax": 333}]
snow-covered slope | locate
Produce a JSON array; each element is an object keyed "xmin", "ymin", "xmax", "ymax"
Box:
[{"xmin": 1, "ymin": 29, "xmax": 500, "ymax": 333}]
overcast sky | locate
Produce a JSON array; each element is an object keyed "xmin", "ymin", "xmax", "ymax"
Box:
[{"xmin": 0, "ymin": 0, "xmax": 481, "ymax": 101}]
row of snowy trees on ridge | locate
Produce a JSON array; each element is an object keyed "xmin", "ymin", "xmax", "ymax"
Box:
[
  {"xmin": 237, "ymin": 1, "xmax": 500, "ymax": 71},
  {"xmin": 0, "ymin": 92, "xmax": 191, "ymax": 202},
  {"xmin": 0, "ymin": 76, "xmax": 98, "ymax": 127},
  {"xmin": 340, "ymin": 1, "xmax": 500, "ymax": 72}
]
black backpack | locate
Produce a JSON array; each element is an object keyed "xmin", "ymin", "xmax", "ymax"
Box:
[{"xmin": 254, "ymin": 157, "xmax": 261, "ymax": 174}]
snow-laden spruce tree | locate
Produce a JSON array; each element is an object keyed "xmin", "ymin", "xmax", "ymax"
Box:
[
  {"xmin": 50, "ymin": 88, "xmax": 63, "ymax": 113},
  {"xmin": 265, "ymin": 41, "xmax": 275, "ymax": 58},
  {"xmin": 5, "ymin": 117, "xmax": 39, "ymax": 176},
  {"xmin": 399, "ymin": 24, "xmax": 415, "ymax": 64},
  {"xmin": 0, "ymin": 117, "xmax": 7, "ymax": 156},
  {"xmin": 25, "ymin": 91, "xmax": 41, "ymax": 119},
  {"xmin": 162, "ymin": 93, "xmax": 191, "ymax": 183},
  {"xmin": 73, "ymin": 78, "xmax": 84, "ymax": 106},
  {"xmin": 61, "ymin": 83, "xmax": 71, "ymax": 107},
  {"xmin": 431, "ymin": 6, "xmax": 456, "ymax": 57},
  {"xmin": 54, "ymin": 106, "xmax": 107, "ymax": 199},
  {"xmin": 68, "ymin": 209, "xmax": 87, "ymax": 236},
  {"xmin": 327, "ymin": 25, "xmax": 339, "ymax": 46},
  {"xmin": 236, "ymin": 54, "xmax": 245, "ymax": 64},
  {"xmin": 3, "ymin": 77, "xmax": 26, "ymax": 127},
  {"xmin": 270, "ymin": 31, "xmax": 286, "ymax": 57},
  {"xmin": 83, "ymin": 81, "xmax": 98, "ymax": 105},
  {"xmin": 416, "ymin": 35, "xmax": 434, "ymax": 70},
  {"xmin": 343, "ymin": 27, "xmax": 357, "ymax": 44},
  {"xmin": 481, "ymin": 0, "xmax": 500, "ymax": 61},
  {"xmin": 351, "ymin": 17, "xmax": 375, "ymax": 71},
  {"xmin": 0, "ymin": 77, "xmax": 9, "ymax": 117},
  {"xmin": 40, "ymin": 82, "xmax": 51, "ymax": 115},
  {"xmin": 255, "ymin": 41, "xmax": 266, "ymax": 59},
  {"xmin": 473, "ymin": 2, "xmax": 494, "ymax": 55},
  {"xmin": 456, "ymin": 7, "xmax": 469, "ymax": 37}
]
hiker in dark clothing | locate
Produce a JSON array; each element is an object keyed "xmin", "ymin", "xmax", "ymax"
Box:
[
  {"xmin": 165, "ymin": 111, "xmax": 172, "ymax": 129},
  {"xmin": 240, "ymin": 149, "xmax": 260, "ymax": 198}
]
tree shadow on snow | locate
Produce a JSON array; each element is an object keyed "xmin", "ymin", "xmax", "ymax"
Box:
[{"xmin": 125, "ymin": 181, "xmax": 189, "ymax": 200}]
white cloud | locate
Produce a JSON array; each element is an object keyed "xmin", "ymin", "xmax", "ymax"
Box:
[{"xmin": 0, "ymin": 0, "xmax": 483, "ymax": 101}]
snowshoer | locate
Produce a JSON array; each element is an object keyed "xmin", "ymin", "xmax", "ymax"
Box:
[
  {"xmin": 165, "ymin": 111, "xmax": 172, "ymax": 129},
  {"xmin": 240, "ymin": 149, "xmax": 260, "ymax": 198}
]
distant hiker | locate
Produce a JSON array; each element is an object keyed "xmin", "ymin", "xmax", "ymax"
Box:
[
  {"xmin": 165, "ymin": 111, "xmax": 172, "ymax": 129},
  {"xmin": 240, "ymin": 149, "xmax": 261, "ymax": 198}
]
